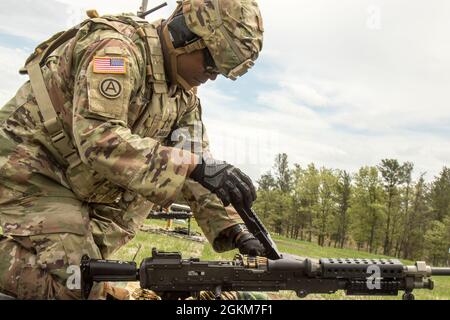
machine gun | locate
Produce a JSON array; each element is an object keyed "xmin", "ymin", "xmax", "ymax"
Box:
[
  {"xmin": 81, "ymin": 249, "xmax": 450, "ymax": 300},
  {"xmin": 81, "ymin": 205, "xmax": 450, "ymax": 300},
  {"xmin": 147, "ymin": 204, "xmax": 194, "ymax": 235},
  {"xmin": 148, "ymin": 204, "xmax": 193, "ymax": 220},
  {"xmin": 148, "ymin": 212, "xmax": 193, "ymax": 220}
]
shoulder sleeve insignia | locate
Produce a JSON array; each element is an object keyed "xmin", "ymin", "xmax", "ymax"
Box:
[
  {"xmin": 100, "ymin": 78, "xmax": 123, "ymax": 99},
  {"xmin": 93, "ymin": 57, "xmax": 127, "ymax": 74}
]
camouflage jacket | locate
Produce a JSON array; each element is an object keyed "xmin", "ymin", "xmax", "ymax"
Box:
[{"xmin": 0, "ymin": 15, "xmax": 242, "ymax": 251}]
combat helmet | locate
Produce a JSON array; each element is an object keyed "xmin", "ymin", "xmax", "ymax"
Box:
[{"xmin": 161, "ymin": 0, "xmax": 264, "ymax": 90}]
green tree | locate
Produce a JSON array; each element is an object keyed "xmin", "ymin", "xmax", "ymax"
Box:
[
  {"xmin": 424, "ymin": 219, "xmax": 450, "ymax": 266},
  {"xmin": 255, "ymin": 171, "xmax": 277, "ymax": 223},
  {"xmin": 334, "ymin": 170, "xmax": 352, "ymax": 248},
  {"xmin": 294, "ymin": 164, "xmax": 320, "ymax": 242},
  {"xmin": 275, "ymin": 190, "xmax": 293, "ymax": 236},
  {"xmin": 274, "ymin": 153, "xmax": 292, "ymax": 193},
  {"xmin": 313, "ymin": 168, "xmax": 338, "ymax": 247},
  {"xmin": 288, "ymin": 164, "xmax": 305, "ymax": 239},
  {"xmin": 258, "ymin": 171, "xmax": 277, "ymax": 191},
  {"xmin": 401, "ymin": 174, "xmax": 431, "ymax": 260},
  {"xmin": 429, "ymin": 167, "xmax": 450, "ymax": 222},
  {"xmin": 395, "ymin": 162, "xmax": 414, "ymax": 257},
  {"xmin": 350, "ymin": 167, "xmax": 385, "ymax": 253},
  {"xmin": 377, "ymin": 159, "xmax": 409, "ymax": 255},
  {"xmin": 254, "ymin": 154, "xmax": 294, "ymax": 236}
]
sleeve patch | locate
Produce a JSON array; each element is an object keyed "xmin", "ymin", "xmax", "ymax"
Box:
[
  {"xmin": 93, "ymin": 57, "xmax": 127, "ymax": 74},
  {"xmin": 87, "ymin": 57, "xmax": 132, "ymax": 120},
  {"xmin": 100, "ymin": 78, "xmax": 123, "ymax": 99}
]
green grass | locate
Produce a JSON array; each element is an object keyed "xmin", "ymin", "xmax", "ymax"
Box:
[{"xmin": 105, "ymin": 220, "xmax": 446, "ymax": 300}]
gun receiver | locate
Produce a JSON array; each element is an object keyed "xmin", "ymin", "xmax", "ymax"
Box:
[{"xmin": 81, "ymin": 249, "xmax": 450, "ymax": 300}]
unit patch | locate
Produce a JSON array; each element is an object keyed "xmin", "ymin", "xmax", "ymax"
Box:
[{"xmin": 99, "ymin": 78, "xmax": 123, "ymax": 99}]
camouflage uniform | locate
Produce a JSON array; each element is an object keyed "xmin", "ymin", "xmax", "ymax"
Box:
[{"xmin": 0, "ymin": 0, "xmax": 263, "ymax": 300}]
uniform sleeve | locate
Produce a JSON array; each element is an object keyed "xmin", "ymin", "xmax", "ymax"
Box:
[
  {"xmin": 72, "ymin": 37, "xmax": 193, "ymax": 207},
  {"xmin": 173, "ymin": 91, "xmax": 245, "ymax": 252},
  {"xmin": 168, "ymin": 89, "xmax": 211, "ymax": 158}
]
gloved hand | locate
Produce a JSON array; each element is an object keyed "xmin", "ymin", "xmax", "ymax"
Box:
[
  {"xmin": 235, "ymin": 232, "xmax": 266, "ymax": 257},
  {"xmin": 190, "ymin": 159, "xmax": 257, "ymax": 209},
  {"xmin": 223, "ymin": 224, "xmax": 266, "ymax": 257}
]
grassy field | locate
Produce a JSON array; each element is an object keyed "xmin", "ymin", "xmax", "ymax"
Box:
[{"xmin": 112, "ymin": 219, "xmax": 450, "ymax": 300}]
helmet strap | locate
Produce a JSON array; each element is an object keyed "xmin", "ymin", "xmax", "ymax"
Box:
[
  {"xmin": 161, "ymin": 22, "xmax": 207, "ymax": 91},
  {"xmin": 159, "ymin": 2, "xmax": 190, "ymax": 91},
  {"xmin": 162, "ymin": 24, "xmax": 182, "ymax": 88}
]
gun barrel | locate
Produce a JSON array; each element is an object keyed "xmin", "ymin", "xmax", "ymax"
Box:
[
  {"xmin": 139, "ymin": 2, "xmax": 168, "ymax": 18},
  {"xmin": 170, "ymin": 204, "xmax": 192, "ymax": 213},
  {"xmin": 81, "ymin": 257, "xmax": 138, "ymax": 282},
  {"xmin": 80, "ymin": 256, "xmax": 139, "ymax": 299},
  {"xmin": 431, "ymin": 267, "xmax": 450, "ymax": 276}
]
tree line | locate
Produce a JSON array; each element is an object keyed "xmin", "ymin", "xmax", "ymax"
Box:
[{"xmin": 253, "ymin": 154, "xmax": 450, "ymax": 266}]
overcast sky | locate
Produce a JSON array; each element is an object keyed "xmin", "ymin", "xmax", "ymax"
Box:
[{"xmin": 0, "ymin": 0, "xmax": 449, "ymax": 181}]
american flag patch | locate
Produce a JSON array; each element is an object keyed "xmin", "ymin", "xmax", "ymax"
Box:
[{"xmin": 93, "ymin": 57, "xmax": 126, "ymax": 74}]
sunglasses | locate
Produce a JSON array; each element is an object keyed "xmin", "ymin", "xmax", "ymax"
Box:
[{"xmin": 203, "ymin": 49, "xmax": 219, "ymax": 74}]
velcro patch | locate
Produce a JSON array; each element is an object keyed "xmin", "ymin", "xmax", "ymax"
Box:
[
  {"xmin": 93, "ymin": 57, "xmax": 126, "ymax": 74},
  {"xmin": 100, "ymin": 78, "xmax": 123, "ymax": 99}
]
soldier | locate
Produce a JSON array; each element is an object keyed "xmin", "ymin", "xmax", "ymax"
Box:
[{"xmin": 0, "ymin": 0, "xmax": 265, "ymax": 300}]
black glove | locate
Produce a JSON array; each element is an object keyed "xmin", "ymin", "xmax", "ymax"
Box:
[
  {"xmin": 190, "ymin": 159, "xmax": 257, "ymax": 209},
  {"xmin": 235, "ymin": 232, "xmax": 266, "ymax": 257},
  {"xmin": 224, "ymin": 224, "xmax": 266, "ymax": 257}
]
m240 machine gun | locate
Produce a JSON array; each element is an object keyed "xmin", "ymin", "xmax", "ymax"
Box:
[
  {"xmin": 147, "ymin": 204, "xmax": 194, "ymax": 236},
  {"xmin": 81, "ymin": 205, "xmax": 450, "ymax": 300},
  {"xmin": 81, "ymin": 249, "xmax": 450, "ymax": 300},
  {"xmin": 148, "ymin": 212, "xmax": 193, "ymax": 220},
  {"xmin": 148, "ymin": 204, "xmax": 193, "ymax": 221}
]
